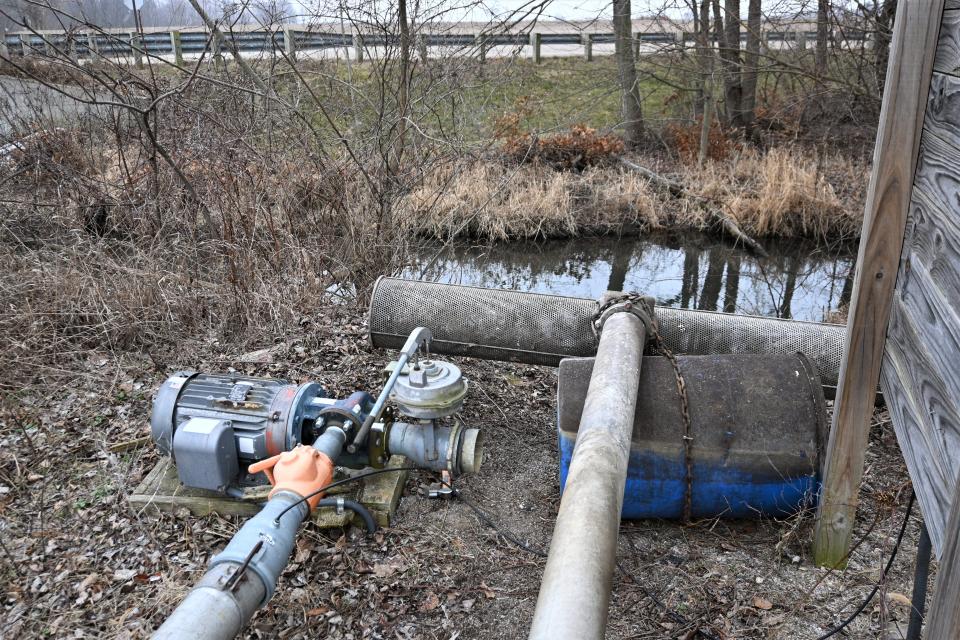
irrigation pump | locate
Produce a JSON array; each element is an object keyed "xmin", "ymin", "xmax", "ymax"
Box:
[{"xmin": 150, "ymin": 327, "xmax": 483, "ymax": 640}]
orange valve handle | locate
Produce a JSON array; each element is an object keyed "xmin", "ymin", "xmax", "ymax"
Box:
[{"xmin": 248, "ymin": 445, "xmax": 335, "ymax": 511}]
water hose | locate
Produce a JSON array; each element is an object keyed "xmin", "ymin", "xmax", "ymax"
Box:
[{"xmin": 316, "ymin": 496, "xmax": 378, "ymax": 535}]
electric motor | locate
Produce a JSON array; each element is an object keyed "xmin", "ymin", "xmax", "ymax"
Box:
[{"xmin": 151, "ymin": 372, "xmax": 329, "ymax": 492}]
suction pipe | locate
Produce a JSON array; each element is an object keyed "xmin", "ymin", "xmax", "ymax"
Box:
[{"xmin": 529, "ymin": 308, "xmax": 648, "ymax": 640}]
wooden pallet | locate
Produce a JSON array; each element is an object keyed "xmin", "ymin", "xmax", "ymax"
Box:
[{"xmin": 129, "ymin": 455, "xmax": 410, "ymax": 528}]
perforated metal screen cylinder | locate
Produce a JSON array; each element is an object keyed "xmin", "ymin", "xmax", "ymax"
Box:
[{"xmin": 368, "ymin": 277, "xmax": 846, "ymax": 388}]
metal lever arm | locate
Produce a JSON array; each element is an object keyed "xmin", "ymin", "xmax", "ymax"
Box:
[{"xmin": 349, "ymin": 327, "xmax": 432, "ymax": 452}]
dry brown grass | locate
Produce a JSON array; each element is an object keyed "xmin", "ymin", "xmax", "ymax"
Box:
[
  {"xmin": 690, "ymin": 147, "xmax": 864, "ymax": 241},
  {"xmin": 0, "ymin": 116, "xmax": 405, "ymax": 391},
  {"xmin": 398, "ymin": 160, "xmax": 663, "ymax": 240},
  {"xmin": 0, "ymin": 74, "xmax": 865, "ymax": 395},
  {"xmin": 398, "ymin": 148, "xmax": 865, "ymax": 242}
]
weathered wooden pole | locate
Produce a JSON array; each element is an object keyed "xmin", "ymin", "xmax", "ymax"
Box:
[
  {"xmin": 284, "ymin": 27, "xmax": 297, "ymax": 62},
  {"xmin": 476, "ymin": 33, "xmax": 487, "ymax": 63},
  {"xmin": 928, "ymin": 474, "xmax": 960, "ymax": 636},
  {"xmin": 582, "ymin": 32, "xmax": 593, "ymax": 61},
  {"xmin": 416, "ymin": 33, "xmax": 428, "ymax": 62},
  {"xmin": 130, "ymin": 31, "xmax": 144, "ymax": 68},
  {"xmin": 353, "ymin": 32, "xmax": 364, "ymax": 62},
  {"xmin": 811, "ymin": 0, "xmax": 945, "ymax": 568},
  {"xmin": 170, "ymin": 31, "xmax": 183, "ymax": 66},
  {"xmin": 531, "ymin": 32, "xmax": 541, "ymax": 63},
  {"xmin": 211, "ymin": 30, "xmax": 225, "ymax": 69}
]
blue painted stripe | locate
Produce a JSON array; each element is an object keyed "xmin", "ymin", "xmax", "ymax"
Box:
[{"xmin": 559, "ymin": 431, "xmax": 819, "ymax": 519}]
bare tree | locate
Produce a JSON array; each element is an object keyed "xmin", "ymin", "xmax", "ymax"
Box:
[
  {"xmin": 721, "ymin": 0, "xmax": 742, "ymax": 127},
  {"xmin": 874, "ymin": 0, "xmax": 896, "ymax": 95},
  {"xmin": 815, "ymin": 0, "xmax": 829, "ymax": 76},
  {"xmin": 697, "ymin": 0, "xmax": 714, "ymax": 165},
  {"xmin": 613, "ymin": 0, "xmax": 644, "ymax": 146},
  {"xmin": 740, "ymin": 0, "xmax": 760, "ymax": 135}
]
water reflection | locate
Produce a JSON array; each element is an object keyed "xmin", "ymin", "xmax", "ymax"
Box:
[{"xmin": 404, "ymin": 233, "xmax": 855, "ymax": 323}]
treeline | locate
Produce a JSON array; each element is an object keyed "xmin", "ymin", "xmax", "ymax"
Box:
[
  {"xmin": 0, "ymin": 0, "xmax": 294, "ymax": 31},
  {"xmin": 613, "ymin": 0, "xmax": 899, "ymax": 155}
]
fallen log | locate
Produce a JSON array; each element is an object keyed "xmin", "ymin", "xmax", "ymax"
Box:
[{"xmin": 617, "ymin": 156, "xmax": 768, "ymax": 258}]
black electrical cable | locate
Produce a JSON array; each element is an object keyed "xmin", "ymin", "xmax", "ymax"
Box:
[
  {"xmin": 616, "ymin": 559, "xmax": 722, "ymax": 640},
  {"xmin": 815, "ymin": 490, "xmax": 915, "ymax": 640},
  {"xmin": 439, "ymin": 483, "xmax": 548, "ymax": 558},
  {"xmin": 437, "ymin": 480, "xmax": 719, "ymax": 640},
  {"xmin": 273, "ymin": 466, "xmax": 420, "ymax": 524}
]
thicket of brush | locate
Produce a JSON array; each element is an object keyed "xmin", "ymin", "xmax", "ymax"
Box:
[{"xmin": 0, "ymin": 52, "xmax": 869, "ymax": 393}]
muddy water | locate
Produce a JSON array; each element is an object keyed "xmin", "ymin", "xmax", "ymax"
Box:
[{"xmin": 404, "ymin": 233, "xmax": 856, "ymax": 323}]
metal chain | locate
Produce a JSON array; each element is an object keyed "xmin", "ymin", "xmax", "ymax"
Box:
[
  {"xmin": 649, "ymin": 326, "xmax": 695, "ymax": 525},
  {"xmin": 593, "ymin": 294, "xmax": 695, "ymax": 524}
]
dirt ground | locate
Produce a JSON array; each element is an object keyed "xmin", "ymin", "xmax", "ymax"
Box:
[{"xmin": 0, "ymin": 304, "xmax": 927, "ymax": 639}]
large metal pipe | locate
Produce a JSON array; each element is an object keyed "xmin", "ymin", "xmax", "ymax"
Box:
[
  {"xmin": 152, "ymin": 492, "xmax": 308, "ymax": 640},
  {"xmin": 529, "ymin": 311, "xmax": 646, "ymax": 640},
  {"xmin": 153, "ymin": 428, "xmax": 346, "ymax": 639},
  {"xmin": 368, "ymin": 277, "xmax": 845, "ymax": 388},
  {"xmin": 388, "ymin": 421, "xmax": 484, "ymax": 474}
]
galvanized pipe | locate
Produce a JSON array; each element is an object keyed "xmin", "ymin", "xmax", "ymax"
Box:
[
  {"xmin": 388, "ymin": 421, "xmax": 484, "ymax": 474},
  {"xmin": 529, "ymin": 311, "xmax": 646, "ymax": 640},
  {"xmin": 152, "ymin": 492, "xmax": 308, "ymax": 640}
]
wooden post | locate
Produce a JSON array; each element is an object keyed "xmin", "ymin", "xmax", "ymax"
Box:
[
  {"xmin": 928, "ymin": 473, "xmax": 960, "ymax": 637},
  {"xmin": 796, "ymin": 30, "xmax": 807, "ymax": 51},
  {"xmin": 170, "ymin": 30, "xmax": 183, "ymax": 66},
  {"xmin": 634, "ymin": 32, "xmax": 641, "ymax": 58},
  {"xmin": 582, "ymin": 32, "xmax": 593, "ymax": 61},
  {"xmin": 353, "ymin": 32, "xmax": 364, "ymax": 62},
  {"xmin": 130, "ymin": 32, "xmax": 143, "ymax": 68},
  {"xmin": 211, "ymin": 29, "xmax": 224, "ymax": 69},
  {"xmin": 20, "ymin": 33, "xmax": 31, "ymax": 57},
  {"xmin": 531, "ymin": 32, "xmax": 541, "ymax": 63},
  {"xmin": 0, "ymin": 31, "xmax": 8, "ymax": 58},
  {"xmin": 812, "ymin": 0, "xmax": 945, "ymax": 568},
  {"xmin": 67, "ymin": 32, "xmax": 78, "ymax": 63},
  {"xmin": 284, "ymin": 27, "xmax": 297, "ymax": 62},
  {"xmin": 416, "ymin": 33, "xmax": 428, "ymax": 62},
  {"xmin": 475, "ymin": 33, "xmax": 487, "ymax": 63}
]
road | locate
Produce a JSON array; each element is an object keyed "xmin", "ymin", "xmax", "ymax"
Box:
[{"xmin": 0, "ymin": 74, "xmax": 105, "ymax": 137}]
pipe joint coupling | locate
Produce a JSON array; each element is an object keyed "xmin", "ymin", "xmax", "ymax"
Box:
[
  {"xmin": 592, "ymin": 293, "xmax": 657, "ymax": 339},
  {"xmin": 209, "ymin": 491, "xmax": 308, "ymax": 606}
]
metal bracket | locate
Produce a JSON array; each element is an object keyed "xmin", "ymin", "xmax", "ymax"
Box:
[
  {"xmin": 592, "ymin": 293, "xmax": 657, "ymax": 339},
  {"xmin": 220, "ymin": 539, "xmax": 263, "ymax": 592},
  {"xmin": 424, "ymin": 469, "xmax": 454, "ymax": 499}
]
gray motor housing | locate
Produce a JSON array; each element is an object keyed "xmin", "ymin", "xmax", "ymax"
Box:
[
  {"xmin": 151, "ymin": 372, "xmax": 326, "ymax": 492},
  {"xmin": 172, "ymin": 418, "xmax": 240, "ymax": 493}
]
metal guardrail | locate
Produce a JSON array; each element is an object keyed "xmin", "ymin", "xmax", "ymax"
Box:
[{"xmin": 1, "ymin": 27, "xmax": 827, "ymax": 62}]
